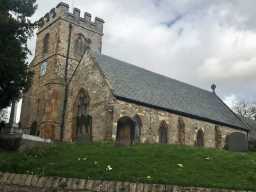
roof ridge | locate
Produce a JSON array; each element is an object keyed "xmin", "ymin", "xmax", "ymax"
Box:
[{"xmin": 100, "ymin": 54, "xmax": 214, "ymax": 96}]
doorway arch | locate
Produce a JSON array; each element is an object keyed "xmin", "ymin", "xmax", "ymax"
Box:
[{"xmin": 116, "ymin": 116, "xmax": 135, "ymax": 145}]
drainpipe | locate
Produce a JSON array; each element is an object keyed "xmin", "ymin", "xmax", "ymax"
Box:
[{"xmin": 60, "ymin": 23, "xmax": 72, "ymax": 141}]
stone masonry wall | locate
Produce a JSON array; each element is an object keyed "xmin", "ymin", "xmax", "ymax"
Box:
[
  {"xmin": 0, "ymin": 172, "xmax": 251, "ymax": 192},
  {"xmin": 64, "ymin": 53, "xmax": 114, "ymax": 142},
  {"xmin": 20, "ymin": 2, "xmax": 104, "ymax": 141},
  {"xmin": 20, "ymin": 21, "xmax": 65, "ymax": 137},
  {"xmin": 113, "ymin": 100, "xmax": 247, "ymax": 148}
]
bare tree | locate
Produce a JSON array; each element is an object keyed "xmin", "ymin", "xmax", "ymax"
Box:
[{"xmin": 233, "ymin": 100, "xmax": 256, "ymax": 120}]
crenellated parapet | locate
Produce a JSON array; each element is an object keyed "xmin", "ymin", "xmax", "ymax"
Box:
[{"xmin": 37, "ymin": 2, "xmax": 104, "ymax": 34}]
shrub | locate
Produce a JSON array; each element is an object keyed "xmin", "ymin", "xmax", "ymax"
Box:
[{"xmin": 0, "ymin": 133, "xmax": 22, "ymax": 151}]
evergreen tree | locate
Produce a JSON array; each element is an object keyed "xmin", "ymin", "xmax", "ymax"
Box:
[{"xmin": 0, "ymin": 0, "xmax": 37, "ymax": 109}]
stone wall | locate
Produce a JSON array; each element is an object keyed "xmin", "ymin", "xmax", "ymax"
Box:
[
  {"xmin": 113, "ymin": 100, "xmax": 247, "ymax": 148},
  {"xmin": 0, "ymin": 172, "xmax": 251, "ymax": 192},
  {"xmin": 20, "ymin": 2, "xmax": 105, "ymax": 141},
  {"xmin": 64, "ymin": 53, "xmax": 114, "ymax": 142}
]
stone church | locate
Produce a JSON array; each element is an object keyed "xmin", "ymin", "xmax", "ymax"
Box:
[{"xmin": 20, "ymin": 2, "xmax": 249, "ymax": 148}]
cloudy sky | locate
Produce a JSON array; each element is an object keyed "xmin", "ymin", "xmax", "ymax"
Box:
[{"xmin": 27, "ymin": 0, "xmax": 256, "ymax": 107}]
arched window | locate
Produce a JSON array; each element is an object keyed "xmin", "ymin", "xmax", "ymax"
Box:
[
  {"xmin": 72, "ymin": 89, "xmax": 91, "ymax": 142},
  {"xmin": 215, "ymin": 126, "xmax": 222, "ymax": 148},
  {"xmin": 43, "ymin": 33, "xmax": 50, "ymax": 55},
  {"xmin": 178, "ymin": 117, "xmax": 185, "ymax": 144},
  {"xmin": 159, "ymin": 120, "xmax": 168, "ymax": 144},
  {"xmin": 116, "ymin": 116, "xmax": 135, "ymax": 146},
  {"xmin": 195, "ymin": 129, "xmax": 204, "ymax": 147},
  {"xmin": 74, "ymin": 34, "xmax": 90, "ymax": 58},
  {"xmin": 132, "ymin": 114, "xmax": 142, "ymax": 144}
]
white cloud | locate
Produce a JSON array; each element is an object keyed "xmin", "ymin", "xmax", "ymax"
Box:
[
  {"xmin": 27, "ymin": 0, "xmax": 256, "ymax": 102},
  {"xmin": 223, "ymin": 94, "xmax": 239, "ymax": 108}
]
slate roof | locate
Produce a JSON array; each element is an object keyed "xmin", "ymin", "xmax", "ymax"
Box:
[{"xmin": 96, "ymin": 54, "xmax": 248, "ymax": 131}]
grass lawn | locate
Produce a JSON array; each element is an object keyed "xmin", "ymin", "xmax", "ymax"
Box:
[{"xmin": 0, "ymin": 143, "xmax": 256, "ymax": 190}]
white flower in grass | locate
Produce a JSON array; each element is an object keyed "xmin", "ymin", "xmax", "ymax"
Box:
[
  {"xmin": 106, "ymin": 165, "xmax": 112, "ymax": 171},
  {"xmin": 177, "ymin": 163, "xmax": 184, "ymax": 168},
  {"xmin": 94, "ymin": 161, "xmax": 98, "ymax": 165},
  {"xmin": 205, "ymin": 156, "xmax": 211, "ymax": 160},
  {"xmin": 83, "ymin": 157, "xmax": 87, "ymax": 161},
  {"xmin": 146, "ymin": 176, "xmax": 152, "ymax": 179},
  {"xmin": 78, "ymin": 158, "xmax": 81, "ymax": 161}
]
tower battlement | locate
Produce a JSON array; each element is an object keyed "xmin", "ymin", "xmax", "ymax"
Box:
[{"xmin": 37, "ymin": 2, "xmax": 104, "ymax": 34}]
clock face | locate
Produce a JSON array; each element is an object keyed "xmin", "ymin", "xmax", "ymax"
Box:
[{"xmin": 40, "ymin": 61, "xmax": 47, "ymax": 76}]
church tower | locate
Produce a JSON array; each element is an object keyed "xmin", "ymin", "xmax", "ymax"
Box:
[{"xmin": 20, "ymin": 2, "xmax": 104, "ymax": 140}]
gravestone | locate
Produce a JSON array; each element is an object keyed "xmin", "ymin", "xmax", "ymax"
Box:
[{"xmin": 225, "ymin": 132, "xmax": 248, "ymax": 152}]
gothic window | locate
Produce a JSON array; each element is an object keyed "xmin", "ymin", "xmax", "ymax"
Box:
[
  {"xmin": 178, "ymin": 117, "xmax": 185, "ymax": 144},
  {"xmin": 132, "ymin": 114, "xmax": 142, "ymax": 144},
  {"xmin": 74, "ymin": 34, "xmax": 90, "ymax": 58},
  {"xmin": 215, "ymin": 126, "xmax": 222, "ymax": 148},
  {"xmin": 195, "ymin": 129, "xmax": 204, "ymax": 147},
  {"xmin": 116, "ymin": 116, "xmax": 135, "ymax": 146},
  {"xmin": 159, "ymin": 120, "xmax": 168, "ymax": 144},
  {"xmin": 43, "ymin": 33, "xmax": 50, "ymax": 56},
  {"xmin": 72, "ymin": 89, "xmax": 91, "ymax": 142}
]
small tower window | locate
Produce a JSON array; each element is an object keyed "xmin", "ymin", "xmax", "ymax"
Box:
[
  {"xmin": 43, "ymin": 33, "xmax": 50, "ymax": 56},
  {"xmin": 74, "ymin": 34, "xmax": 90, "ymax": 58}
]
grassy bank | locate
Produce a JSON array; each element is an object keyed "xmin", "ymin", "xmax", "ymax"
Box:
[{"xmin": 0, "ymin": 143, "xmax": 256, "ymax": 190}]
